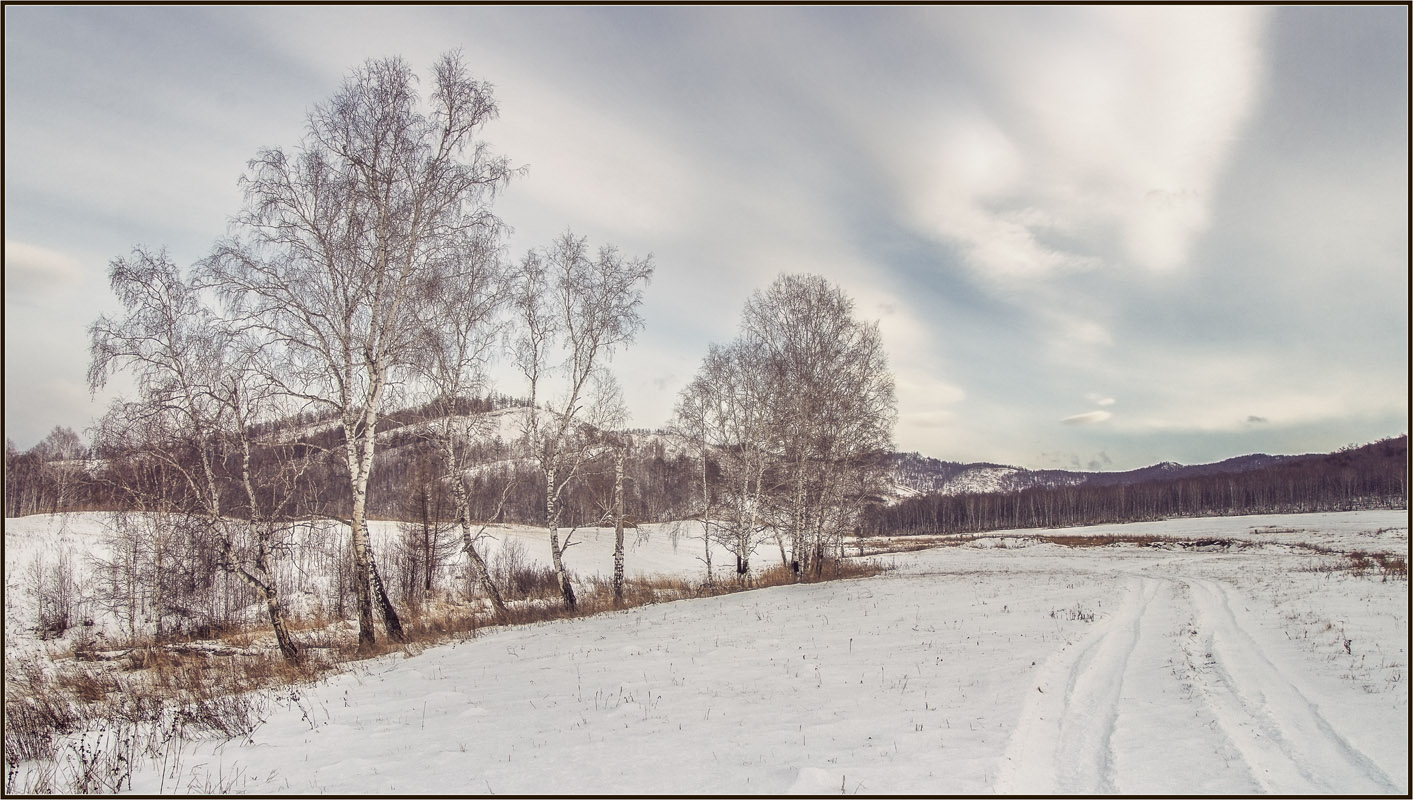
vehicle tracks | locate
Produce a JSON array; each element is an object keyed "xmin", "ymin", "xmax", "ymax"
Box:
[
  {"xmin": 1185, "ymin": 578, "xmax": 1399, "ymax": 794},
  {"xmin": 996, "ymin": 569, "xmax": 1397, "ymax": 794}
]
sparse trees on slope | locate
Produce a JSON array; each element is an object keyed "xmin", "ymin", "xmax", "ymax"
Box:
[
  {"xmin": 512, "ymin": 232, "xmax": 652, "ymax": 610},
  {"xmin": 4, "ymin": 428, "xmax": 88, "ymax": 517},
  {"xmin": 201, "ymin": 53, "xmax": 513, "ymax": 652}
]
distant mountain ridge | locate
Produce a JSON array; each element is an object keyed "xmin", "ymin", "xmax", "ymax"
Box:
[
  {"xmin": 869, "ymin": 436, "xmax": 1407, "ymax": 535},
  {"xmin": 884, "ymin": 450, "xmax": 1310, "ymax": 501}
]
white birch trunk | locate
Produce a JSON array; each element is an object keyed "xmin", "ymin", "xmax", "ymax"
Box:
[{"xmin": 612, "ymin": 447, "xmax": 626, "ymax": 604}]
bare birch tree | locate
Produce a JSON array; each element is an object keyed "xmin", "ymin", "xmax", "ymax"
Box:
[
  {"xmin": 88, "ymin": 247, "xmax": 304, "ymax": 661},
  {"xmin": 407, "ymin": 235, "xmax": 512, "ymax": 617},
  {"xmin": 201, "ymin": 53, "xmax": 513, "ymax": 651},
  {"xmin": 511, "ymin": 232, "xmax": 651, "ymax": 610},
  {"xmin": 673, "ymin": 340, "xmax": 777, "ymax": 584}
]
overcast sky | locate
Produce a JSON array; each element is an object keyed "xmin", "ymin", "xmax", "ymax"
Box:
[{"xmin": 4, "ymin": 5, "xmax": 1407, "ymax": 471}]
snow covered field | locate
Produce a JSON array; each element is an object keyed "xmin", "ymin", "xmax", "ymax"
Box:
[{"xmin": 5, "ymin": 510, "xmax": 1407, "ymax": 794}]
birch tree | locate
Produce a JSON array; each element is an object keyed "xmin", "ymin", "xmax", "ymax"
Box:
[
  {"xmin": 88, "ymin": 247, "xmax": 304, "ymax": 661},
  {"xmin": 672, "ymin": 381, "xmax": 715, "ymax": 586},
  {"xmin": 201, "ymin": 53, "xmax": 513, "ymax": 651},
  {"xmin": 512, "ymin": 232, "xmax": 652, "ymax": 610},
  {"xmin": 407, "ymin": 235, "xmax": 512, "ymax": 617},
  {"xmin": 673, "ymin": 340, "xmax": 777, "ymax": 584}
]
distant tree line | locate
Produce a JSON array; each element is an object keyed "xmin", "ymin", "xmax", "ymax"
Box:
[
  {"xmin": 5, "ymin": 426, "xmax": 88, "ymax": 517},
  {"xmin": 864, "ymin": 436, "xmax": 1408, "ymax": 536}
]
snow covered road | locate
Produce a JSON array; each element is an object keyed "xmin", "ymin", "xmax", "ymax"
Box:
[{"xmin": 997, "ymin": 566, "xmax": 1403, "ymax": 794}]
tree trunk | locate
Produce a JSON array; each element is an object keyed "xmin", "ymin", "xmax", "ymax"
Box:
[
  {"xmin": 612, "ymin": 448, "xmax": 626, "ymax": 606},
  {"xmin": 261, "ymin": 584, "xmax": 300, "ymax": 664},
  {"xmin": 349, "ymin": 493, "xmax": 377, "ymax": 652},
  {"xmin": 445, "ymin": 439, "xmax": 508, "ymax": 618},
  {"xmin": 546, "ymin": 464, "xmax": 577, "ymax": 610},
  {"xmin": 421, "ymin": 490, "xmax": 435, "ymax": 594},
  {"xmin": 461, "ymin": 530, "xmax": 508, "ymax": 617},
  {"xmin": 700, "ymin": 439, "xmax": 713, "ymax": 588},
  {"xmin": 347, "ymin": 401, "xmax": 403, "ymax": 650},
  {"xmin": 368, "ymin": 549, "xmax": 405, "ymax": 643},
  {"xmin": 549, "ymin": 529, "xmax": 577, "ymax": 610}
]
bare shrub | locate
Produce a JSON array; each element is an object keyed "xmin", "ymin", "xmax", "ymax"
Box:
[
  {"xmin": 1372, "ymin": 552, "xmax": 1408, "ymax": 580},
  {"xmin": 1297, "ymin": 549, "xmax": 1409, "ymax": 581},
  {"xmin": 488, "ymin": 538, "xmax": 560, "ymax": 601},
  {"xmin": 1050, "ymin": 603, "xmax": 1097, "ymax": 623},
  {"xmin": 751, "ymin": 556, "xmax": 889, "ymax": 589},
  {"xmin": 62, "ymin": 725, "xmax": 135, "ymax": 794},
  {"xmin": 27, "ymin": 551, "xmax": 80, "ymax": 639}
]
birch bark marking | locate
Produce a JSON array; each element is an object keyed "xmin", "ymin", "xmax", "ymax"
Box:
[
  {"xmin": 612, "ymin": 446, "xmax": 626, "ymax": 605},
  {"xmin": 545, "ymin": 462, "xmax": 578, "ymax": 609}
]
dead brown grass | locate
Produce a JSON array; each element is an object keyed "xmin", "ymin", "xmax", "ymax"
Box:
[
  {"xmin": 1301, "ymin": 550, "xmax": 1409, "ymax": 581},
  {"xmin": 856, "ymin": 535, "xmax": 982, "ymax": 554}
]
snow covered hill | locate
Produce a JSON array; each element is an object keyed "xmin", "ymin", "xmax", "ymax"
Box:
[{"xmin": 882, "ymin": 450, "xmax": 1315, "ymax": 500}]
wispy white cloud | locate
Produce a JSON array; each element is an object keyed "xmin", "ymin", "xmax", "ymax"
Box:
[
  {"xmin": 1062, "ymin": 410, "xmax": 1113, "ymax": 425},
  {"xmin": 4, "ymin": 240, "xmax": 85, "ymax": 296}
]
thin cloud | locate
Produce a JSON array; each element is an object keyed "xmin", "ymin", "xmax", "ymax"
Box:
[
  {"xmin": 1062, "ymin": 410, "xmax": 1113, "ymax": 425},
  {"xmin": 4, "ymin": 240, "xmax": 85, "ymax": 296}
]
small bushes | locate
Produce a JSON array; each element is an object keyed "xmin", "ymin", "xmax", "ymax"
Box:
[
  {"xmin": 1049, "ymin": 603, "xmax": 1097, "ymax": 623},
  {"xmin": 1372, "ymin": 552, "xmax": 1408, "ymax": 579},
  {"xmin": 26, "ymin": 552, "xmax": 80, "ymax": 639},
  {"xmin": 1344, "ymin": 551, "xmax": 1408, "ymax": 580},
  {"xmin": 1297, "ymin": 549, "xmax": 1408, "ymax": 581}
]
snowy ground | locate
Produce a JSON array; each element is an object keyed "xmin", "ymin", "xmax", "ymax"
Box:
[
  {"xmin": 3, "ymin": 513, "xmax": 747, "ymax": 654},
  {"xmin": 5, "ymin": 510, "xmax": 1408, "ymax": 794}
]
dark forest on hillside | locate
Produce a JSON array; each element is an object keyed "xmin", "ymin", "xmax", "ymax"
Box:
[
  {"xmin": 4, "ymin": 395, "xmax": 701, "ymax": 529},
  {"xmin": 862, "ymin": 436, "xmax": 1408, "ymax": 536}
]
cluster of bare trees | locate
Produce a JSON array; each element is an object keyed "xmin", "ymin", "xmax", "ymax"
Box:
[
  {"xmin": 674, "ymin": 274, "xmax": 897, "ymax": 583},
  {"xmin": 5, "ymin": 428, "xmax": 89, "ymax": 516},
  {"xmin": 75, "ymin": 53, "xmax": 652, "ymax": 657}
]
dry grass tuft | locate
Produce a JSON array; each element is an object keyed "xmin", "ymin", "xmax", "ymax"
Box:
[{"xmin": 1296, "ymin": 549, "xmax": 1408, "ymax": 581}]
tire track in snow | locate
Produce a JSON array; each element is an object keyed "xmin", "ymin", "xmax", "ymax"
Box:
[
  {"xmin": 994, "ymin": 576, "xmax": 1158, "ymax": 794},
  {"xmin": 1185, "ymin": 578, "xmax": 1400, "ymax": 794}
]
